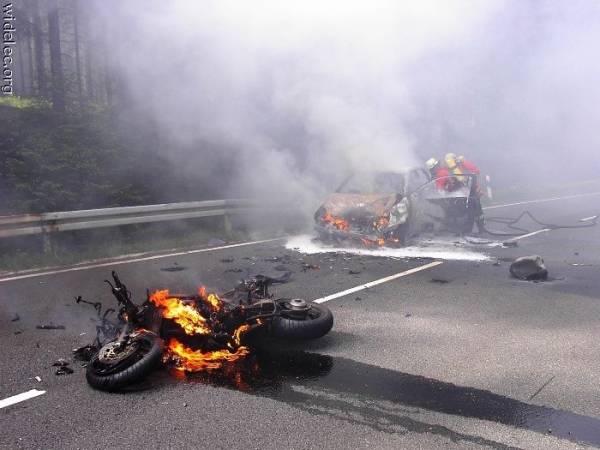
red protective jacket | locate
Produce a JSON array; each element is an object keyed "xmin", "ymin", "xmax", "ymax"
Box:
[
  {"xmin": 459, "ymin": 159, "xmax": 480, "ymax": 175},
  {"xmin": 458, "ymin": 159, "xmax": 481, "ymax": 195},
  {"xmin": 434, "ymin": 167, "xmax": 453, "ymax": 191}
]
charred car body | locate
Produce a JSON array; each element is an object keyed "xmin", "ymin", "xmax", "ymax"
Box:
[{"xmin": 314, "ymin": 168, "xmax": 480, "ymax": 246}]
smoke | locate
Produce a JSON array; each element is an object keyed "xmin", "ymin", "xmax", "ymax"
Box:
[
  {"xmin": 98, "ymin": 0, "xmax": 600, "ymax": 218},
  {"xmin": 99, "ymin": 0, "xmax": 501, "ymax": 212}
]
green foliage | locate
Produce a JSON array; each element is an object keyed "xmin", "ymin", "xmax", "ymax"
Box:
[
  {"xmin": 0, "ymin": 96, "xmax": 50, "ymax": 109},
  {"xmin": 0, "ymin": 100, "xmax": 160, "ymax": 214}
]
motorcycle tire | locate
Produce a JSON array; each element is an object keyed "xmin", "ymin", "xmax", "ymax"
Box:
[
  {"xmin": 271, "ymin": 302, "xmax": 334, "ymax": 340},
  {"xmin": 86, "ymin": 332, "xmax": 164, "ymax": 391}
]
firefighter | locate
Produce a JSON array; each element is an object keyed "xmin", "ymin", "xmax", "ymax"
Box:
[
  {"xmin": 426, "ymin": 157, "xmax": 454, "ymax": 191},
  {"xmin": 450, "ymin": 153, "xmax": 485, "ymax": 233}
]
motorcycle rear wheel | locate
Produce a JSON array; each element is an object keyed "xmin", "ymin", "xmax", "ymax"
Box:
[
  {"xmin": 271, "ymin": 302, "xmax": 333, "ymax": 340},
  {"xmin": 86, "ymin": 332, "xmax": 163, "ymax": 391}
]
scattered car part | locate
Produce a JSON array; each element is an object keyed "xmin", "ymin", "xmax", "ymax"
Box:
[
  {"xmin": 36, "ymin": 324, "xmax": 65, "ymax": 330},
  {"xmin": 509, "ymin": 255, "xmax": 548, "ymax": 281}
]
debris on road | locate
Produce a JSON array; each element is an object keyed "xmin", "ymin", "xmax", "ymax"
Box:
[
  {"xmin": 36, "ymin": 324, "xmax": 66, "ymax": 330},
  {"xmin": 55, "ymin": 365, "xmax": 74, "ymax": 375},
  {"xmin": 52, "ymin": 359, "xmax": 70, "ymax": 367},
  {"xmin": 509, "ymin": 255, "xmax": 548, "ymax": 281},
  {"xmin": 11, "ymin": 313, "xmax": 20, "ymax": 322},
  {"xmin": 348, "ymin": 269, "xmax": 362, "ymax": 275},
  {"xmin": 73, "ymin": 344, "xmax": 97, "ymax": 361},
  {"xmin": 502, "ymin": 241, "xmax": 518, "ymax": 248},
  {"xmin": 302, "ymin": 263, "xmax": 320, "ymax": 272},
  {"xmin": 160, "ymin": 265, "xmax": 187, "ymax": 272},
  {"xmin": 220, "ymin": 258, "xmax": 234, "ymax": 263},
  {"xmin": 430, "ymin": 278, "xmax": 450, "ymax": 284},
  {"xmin": 224, "ymin": 268, "xmax": 243, "ymax": 273},
  {"xmin": 35, "ymin": 376, "xmax": 42, "ymax": 382}
]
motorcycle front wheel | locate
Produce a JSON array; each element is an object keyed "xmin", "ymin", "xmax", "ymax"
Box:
[
  {"xmin": 271, "ymin": 302, "xmax": 333, "ymax": 340},
  {"xmin": 86, "ymin": 331, "xmax": 164, "ymax": 391}
]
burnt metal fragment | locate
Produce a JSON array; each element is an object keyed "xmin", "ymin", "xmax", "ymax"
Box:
[
  {"xmin": 52, "ymin": 358, "xmax": 70, "ymax": 367},
  {"xmin": 73, "ymin": 344, "xmax": 97, "ymax": 361},
  {"xmin": 36, "ymin": 324, "xmax": 66, "ymax": 330},
  {"xmin": 160, "ymin": 266, "xmax": 187, "ymax": 272},
  {"xmin": 55, "ymin": 366, "xmax": 74, "ymax": 375}
]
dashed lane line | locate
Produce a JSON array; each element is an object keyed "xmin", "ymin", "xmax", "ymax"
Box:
[
  {"xmin": 0, "ymin": 389, "xmax": 46, "ymax": 409},
  {"xmin": 313, "ymin": 260, "xmax": 444, "ymax": 304}
]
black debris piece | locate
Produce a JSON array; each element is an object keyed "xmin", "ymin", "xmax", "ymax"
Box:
[
  {"xmin": 430, "ymin": 278, "xmax": 450, "ymax": 284},
  {"xmin": 160, "ymin": 266, "xmax": 187, "ymax": 272},
  {"xmin": 264, "ymin": 256, "xmax": 281, "ymax": 262},
  {"xmin": 220, "ymin": 258, "xmax": 234, "ymax": 263},
  {"xmin": 502, "ymin": 241, "xmax": 518, "ymax": 248},
  {"xmin": 11, "ymin": 313, "xmax": 20, "ymax": 322},
  {"xmin": 509, "ymin": 255, "xmax": 548, "ymax": 281},
  {"xmin": 224, "ymin": 268, "xmax": 244, "ymax": 273},
  {"xmin": 348, "ymin": 269, "xmax": 362, "ymax": 275},
  {"xmin": 73, "ymin": 344, "xmax": 98, "ymax": 362},
  {"xmin": 355, "ymin": 297, "xmax": 362, "ymax": 301},
  {"xmin": 52, "ymin": 358, "xmax": 70, "ymax": 367},
  {"xmin": 405, "ymin": 313, "xmax": 412, "ymax": 317},
  {"xmin": 37, "ymin": 324, "xmax": 66, "ymax": 330},
  {"xmin": 14, "ymin": 330, "xmax": 22, "ymax": 335},
  {"xmin": 55, "ymin": 365, "xmax": 74, "ymax": 375}
]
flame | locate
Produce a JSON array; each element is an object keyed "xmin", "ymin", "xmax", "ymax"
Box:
[
  {"xmin": 149, "ymin": 289, "xmax": 211, "ymax": 335},
  {"xmin": 322, "ymin": 211, "xmax": 349, "ymax": 231},
  {"xmin": 167, "ymin": 338, "xmax": 249, "ymax": 372},
  {"xmin": 198, "ymin": 286, "xmax": 221, "ymax": 311}
]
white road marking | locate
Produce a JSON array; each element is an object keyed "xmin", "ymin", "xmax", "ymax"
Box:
[
  {"xmin": 0, "ymin": 389, "xmax": 46, "ymax": 409},
  {"xmin": 505, "ymin": 228, "xmax": 550, "ymax": 242},
  {"xmin": 0, "ymin": 238, "xmax": 284, "ymax": 283},
  {"xmin": 580, "ymin": 215, "xmax": 598, "ymax": 222},
  {"xmin": 313, "ymin": 260, "xmax": 443, "ymax": 304},
  {"xmin": 483, "ymin": 191, "xmax": 600, "ymax": 210}
]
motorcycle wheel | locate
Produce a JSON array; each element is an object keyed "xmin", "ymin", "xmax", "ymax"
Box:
[
  {"xmin": 86, "ymin": 332, "xmax": 163, "ymax": 391},
  {"xmin": 271, "ymin": 302, "xmax": 333, "ymax": 340}
]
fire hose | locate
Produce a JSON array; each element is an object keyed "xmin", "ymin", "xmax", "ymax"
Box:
[{"xmin": 481, "ymin": 210, "xmax": 599, "ymax": 237}]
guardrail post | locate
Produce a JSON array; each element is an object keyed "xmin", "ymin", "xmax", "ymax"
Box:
[
  {"xmin": 223, "ymin": 213, "xmax": 233, "ymax": 238},
  {"xmin": 42, "ymin": 232, "xmax": 53, "ymax": 255}
]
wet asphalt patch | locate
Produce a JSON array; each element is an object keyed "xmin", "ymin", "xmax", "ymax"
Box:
[{"xmin": 168, "ymin": 347, "xmax": 600, "ymax": 448}]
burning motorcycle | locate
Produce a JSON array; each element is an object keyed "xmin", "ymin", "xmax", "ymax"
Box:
[{"xmin": 79, "ymin": 271, "xmax": 333, "ymax": 391}]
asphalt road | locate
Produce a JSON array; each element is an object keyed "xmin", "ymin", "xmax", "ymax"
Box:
[{"xmin": 1, "ymin": 193, "xmax": 600, "ymax": 449}]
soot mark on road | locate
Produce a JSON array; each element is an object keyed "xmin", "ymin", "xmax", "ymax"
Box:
[{"xmin": 179, "ymin": 348, "xmax": 600, "ymax": 448}]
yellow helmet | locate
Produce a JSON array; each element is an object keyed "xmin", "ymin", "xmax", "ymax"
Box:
[
  {"xmin": 425, "ymin": 158, "xmax": 438, "ymax": 170},
  {"xmin": 445, "ymin": 153, "xmax": 457, "ymax": 168}
]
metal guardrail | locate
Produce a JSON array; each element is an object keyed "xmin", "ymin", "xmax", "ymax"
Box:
[{"xmin": 0, "ymin": 199, "xmax": 256, "ymax": 238}]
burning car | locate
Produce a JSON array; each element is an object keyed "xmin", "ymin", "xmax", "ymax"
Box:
[
  {"xmin": 314, "ymin": 168, "xmax": 480, "ymax": 246},
  {"xmin": 78, "ymin": 271, "xmax": 333, "ymax": 391}
]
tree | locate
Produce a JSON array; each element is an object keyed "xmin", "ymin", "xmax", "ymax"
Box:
[
  {"xmin": 47, "ymin": 0, "xmax": 65, "ymax": 112},
  {"xmin": 30, "ymin": 0, "xmax": 47, "ymax": 98}
]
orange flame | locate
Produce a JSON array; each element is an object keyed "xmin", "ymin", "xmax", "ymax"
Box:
[
  {"xmin": 167, "ymin": 338, "xmax": 249, "ymax": 372},
  {"xmin": 149, "ymin": 289, "xmax": 211, "ymax": 335},
  {"xmin": 322, "ymin": 211, "xmax": 349, "ymax": 231},
  {"xmin": 198, "ymin": 286, "xmax": 221, "ymax": 311}
]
